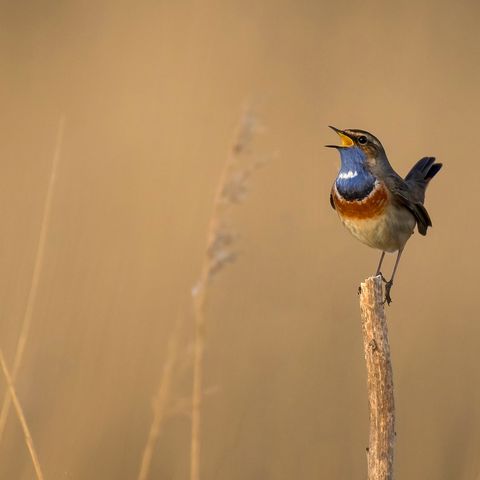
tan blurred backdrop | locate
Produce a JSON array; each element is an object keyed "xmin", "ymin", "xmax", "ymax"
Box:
[{"xmin": 0, "ymin": 1, "xmax": 479, "ymax": 479}]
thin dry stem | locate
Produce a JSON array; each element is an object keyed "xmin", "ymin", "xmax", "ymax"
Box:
[
  {"xmin": 190, "ymin": 291, "xmax": 205, "ymax": 480},
  {"xmin": 137, "ymin": 321, "xmax": 181, "ymax": 480},
  {"xmin": 0, "ymin": 350, "xmax": 44, "ymax": 480},
  {"xmin": 0, "ymin": 116, "xmax": 65, "ymax": 443},
  {"xmin": 190, "ymin": 108, "xmax": 260, "ymax": 480}
]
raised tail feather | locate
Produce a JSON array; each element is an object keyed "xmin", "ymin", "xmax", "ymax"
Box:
[{"xmin": 404, "ymin": 156, "xmax": 443, "ymax": 204}]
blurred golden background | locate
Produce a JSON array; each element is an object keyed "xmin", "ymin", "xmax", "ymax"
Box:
[{"xmin": 0, "ymin": 1, "xmax": 479, "ymax": 478}]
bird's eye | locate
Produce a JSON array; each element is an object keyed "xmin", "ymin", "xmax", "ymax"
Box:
[{"xmin": 358, "ymin": 135, "xmax": 368, "ymax": 145}]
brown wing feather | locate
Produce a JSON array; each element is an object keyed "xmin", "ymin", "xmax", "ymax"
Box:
[{"xmin": 388, "ymin": 180, "xmax": 432, "ymax": 236}]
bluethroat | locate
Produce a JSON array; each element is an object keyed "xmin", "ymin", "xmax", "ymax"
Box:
[{"xmin": 326, "ymin": 127, "xmax": 442, "ymax": 304}]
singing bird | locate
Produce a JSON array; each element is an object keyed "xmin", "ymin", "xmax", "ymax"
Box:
[{"xmin": 327, "ymin": 127, "xmax": 442, "ymax": 304}]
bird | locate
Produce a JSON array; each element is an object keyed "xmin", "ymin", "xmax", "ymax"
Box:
[{"xmin": 326, "ymin": 126, "xmax": 442, "ymax": 304}]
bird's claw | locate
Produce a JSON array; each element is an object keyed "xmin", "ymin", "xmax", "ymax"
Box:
[
  {"xmin": 383, "ymin": 280, "xmax": 393, "ymax": 305},
  {"xmin": 376, "ymin": 271, "xmax": 388, "ymax": 283}
]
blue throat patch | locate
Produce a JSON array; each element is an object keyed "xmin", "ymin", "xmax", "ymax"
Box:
[{"xmin": 335, "ymin": 147, "xmax": 375, "ymax": 201}]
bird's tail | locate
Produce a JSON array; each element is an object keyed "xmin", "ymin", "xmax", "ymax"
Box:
[{"xmin": 404, "ymin": 157, "xmax": 443, "ymax": 203}]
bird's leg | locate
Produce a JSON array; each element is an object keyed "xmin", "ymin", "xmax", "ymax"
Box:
[
  {"xmin": 384, "ymin": 248, "xmax": 404, "ymax": 305},
  {"xmin": 375, "ymin": 251, "xmax": 387, "ymax": 282}
]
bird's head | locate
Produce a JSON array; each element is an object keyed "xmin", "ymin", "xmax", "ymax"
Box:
[
  {"xmin": 326, "ymin": 127, "xmax": 394, "ymax": 198},
  {"xmin": 326, "ymin": 127, "xmax": 387, "ymax": 171}
]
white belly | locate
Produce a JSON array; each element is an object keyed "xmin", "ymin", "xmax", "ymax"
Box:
[{"xmin": 340, "ymin": 205, "xmax": 416, "ymax": 252}]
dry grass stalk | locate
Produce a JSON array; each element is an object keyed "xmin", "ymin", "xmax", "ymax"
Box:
[
  {"xmin": 190, "ymin": 108, "xmax": 262, "ymax": 480},
  {"xmin": 0, "ymin": 350, "xmax": 44, "ymax": 480},
  {"xmin": 359, "ymin": 276, "xmax": 395, "ymax": 480},
  {"xmin": 0, "ymin": 117, "xmax": 65, "ymax": 443},
  {"xmin": 136, "ymin": 320, "xmax": 181, "ymax": 480}
]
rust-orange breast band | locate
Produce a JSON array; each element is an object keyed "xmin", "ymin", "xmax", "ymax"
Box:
[{"xmin": 332, "ymin": 183, "xmax": 388, "ymax": 220}]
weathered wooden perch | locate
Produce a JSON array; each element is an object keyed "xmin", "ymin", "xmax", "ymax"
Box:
[{"xmin": 359, "ymin": 276, "xmax": 395, "ymax": 480}]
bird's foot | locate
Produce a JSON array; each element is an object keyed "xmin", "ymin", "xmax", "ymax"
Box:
[
  {"xmin": 376, "ymin": 271, "xmax": 388, "ymax": 283},
  {"xmin": 383, "ymin": 280, "xmax": 393, "ymax": 305}
]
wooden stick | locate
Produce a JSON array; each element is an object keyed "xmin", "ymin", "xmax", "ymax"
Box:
[{"xmin": 359, "ymin": 276, "xmax": 395, "ymax": 480}]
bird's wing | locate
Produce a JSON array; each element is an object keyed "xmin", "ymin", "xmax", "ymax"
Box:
[{"xmin": 386, "ymin": 175, "xmax": 432, "ymax": 236}]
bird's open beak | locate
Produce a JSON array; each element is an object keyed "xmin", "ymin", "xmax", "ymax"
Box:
[{"xmin": 325, "ymin": 126, "xmax": 354, "ymax": 148}]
